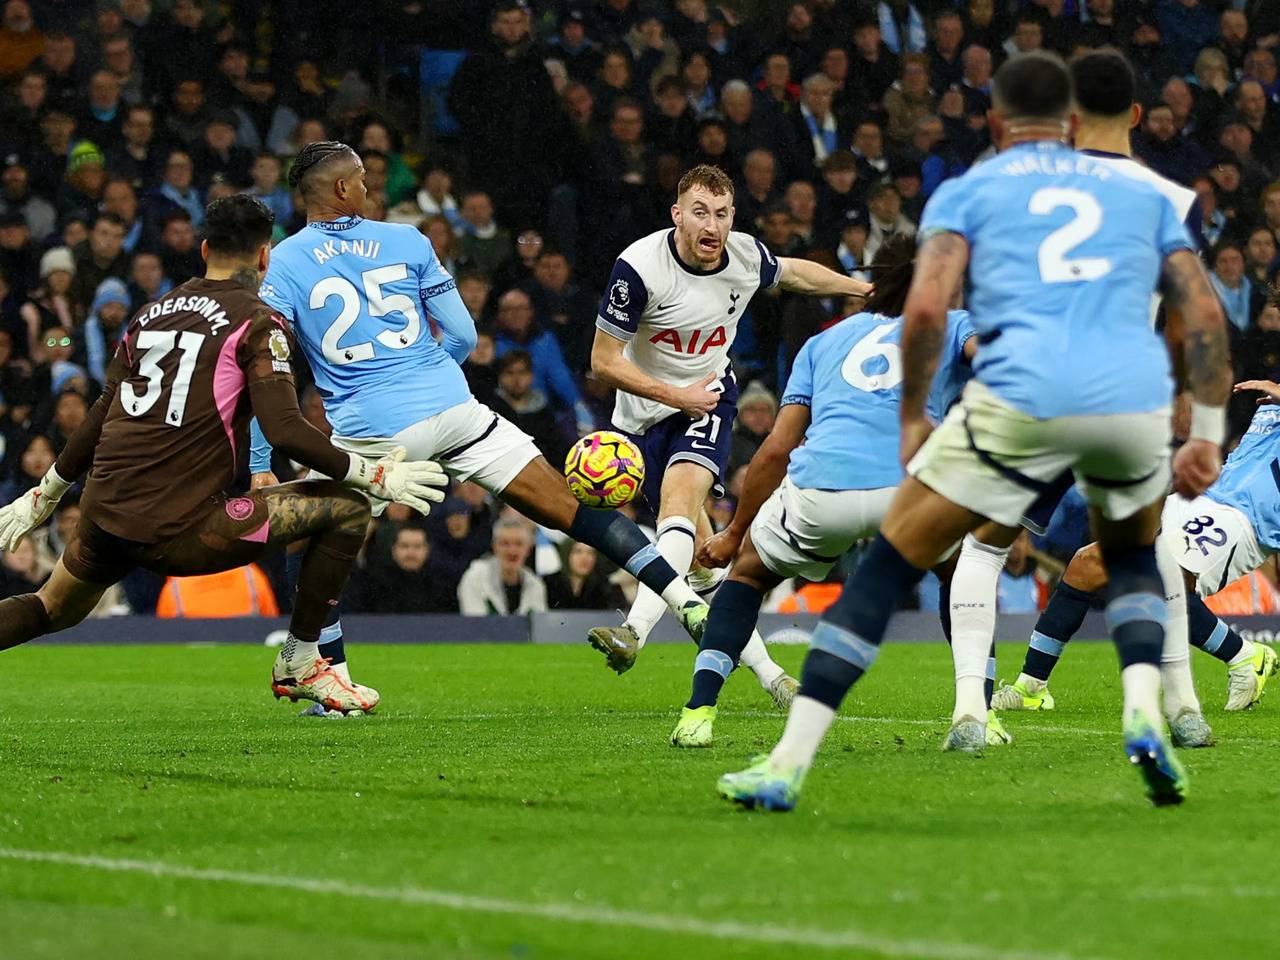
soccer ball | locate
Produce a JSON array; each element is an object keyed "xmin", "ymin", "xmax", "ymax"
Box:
[{"xmin": 564, "ymin": 431, "xmax": 645, "ymax": 509}]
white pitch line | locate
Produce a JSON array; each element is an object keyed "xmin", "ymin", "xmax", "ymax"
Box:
[{"xmin": 0, "ymin": 847, "xmax": 1100, "ymax": 960}]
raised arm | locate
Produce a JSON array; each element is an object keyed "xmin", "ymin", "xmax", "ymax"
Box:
[
  {"xmin": 697, "ymin": 403, "xmax": 811, "ymax": 569},
  {"xmin": 1159, "ymin": 248, "xmax": 1231, "ymax": 497},
  {"xmin": 777, "ymin": 257, "xmax": 873, "ymax": 298},
  {"xmin": 899, "ymin": 231, "xmax": 970, "ymax": 465}
]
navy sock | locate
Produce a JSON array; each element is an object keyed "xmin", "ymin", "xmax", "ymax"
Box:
[
  {"xmin": 939, "ymin": 580, "xmax": 952, "ymax": 645},
  {"xmin": 985, "ymin": 640, "xmax": 996, "ymax": 708},
  {"xmin": 570, "ymin": 505, "xmax": 680, "ymax": 597},
  {"xmin": 1023, "ymin": 581, "xmax": 1093, "ymax": 681},
  {"xmin": 288, "ymin": 548, "xmax": 344, "ymax": 664},
  {"xmin": 1187, "ymin": 590, "xmax": 1243, "ymax": 663},
  {"xmin": 687, "ymin": 580, "xmax": 764, "ymax": 709},
  {"xmin": 1102, "ymin": 545, "xmax": 1165, "ymax": 670},
  {"xmin": 800, "ymin": 534, "xmax": 926, "ymax": 709}
]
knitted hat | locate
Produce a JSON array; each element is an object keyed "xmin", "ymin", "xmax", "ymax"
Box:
[
  {"xmin": 39, "ymin": 246, "xmax": 75, "ymax": 279},
  {"xmin": 91, "ymin": 277, "xmax": 130, "ymax": 314},
  {"xmin": 67, "ymin": 140, "xmax": 105, "ymax": 173}
]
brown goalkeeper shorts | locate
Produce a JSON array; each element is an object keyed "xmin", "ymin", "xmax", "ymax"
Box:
[{"xmin": 63, "ymin": 492, "xmax": 274, "ymax": 585}]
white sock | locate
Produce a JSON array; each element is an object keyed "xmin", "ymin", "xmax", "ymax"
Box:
[
  {"xmin": 1016, "ymin": 672, "xmax": 1046, "ymax": 692},
  {"xmin": 950, "ymin": 534, "xmax": 1009, "ymax": 722},
  {"xmin": 1156, "ymin": 538, "xmax": 1200, "ymax": 717},
  {"xmin": 282, "ymin": 634, "xmax": 319, "ymax": 672},
  {"xmin": 770, "ymin": 695, "xmax": 836, "ymax": 769},
  {"xmin": 329, "ymin": 660, "xmax": 352, "ymax": 682},
  {"xmin": 739, "ymin": 630, "xmax": 785, "ymax": 687},
  {"xmin": 1229, "ymin": 639, "xmax": 1256, "ymax": 667},
  {"xmin": 1122, "ymin": 662, "xmax": 1163, "ymax": 724},
  {"xmin": 625, "ymin": 517, "xmax": 696, "ymax": 647}
]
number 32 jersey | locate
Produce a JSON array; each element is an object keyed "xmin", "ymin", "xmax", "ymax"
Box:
[
  {"xmin": 920, "ymin": 140, "xmax": 1193, "ymax": 420},
  {"xmin": 597, "ymin": 228, "xmax": 781, "ymax": 434},
  {"xmin": 83, "ymin": 279, "xmax": 297, "ymax": 542},
  {"xmin": 260, "ymin": 217, "xmax": 471, "ymax": 438}
]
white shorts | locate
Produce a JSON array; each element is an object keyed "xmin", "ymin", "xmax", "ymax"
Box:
[
  {"xmin": 909, "ymin": 381, "xmax": 1171, "ymax": 527},
  {"xmin": 1159, "ymin": 494, "xmax": 1269, "ymax": 598},
  {"xmin": 315, "ymin": 397, "xmax": 541, "ymax": 516},
  {"xmin": 750, "ymin": 476, "xmax": 896, "ymax": 582}
]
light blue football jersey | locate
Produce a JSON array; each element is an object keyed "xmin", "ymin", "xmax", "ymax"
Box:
[
  {"xmin": 259, "ymin": 216, "xmax": 476, "ymax": 438},
  {"xmin": 781, "ymin": 310, "xmax": 974, "ymax": 491},
  {"xmin": 920, "ymin": 141, "xmax": 1192, "ymax": 419},
  {"xmin": 1206, "ymin": 405, "xmax": 1280, "ymax": 552}
]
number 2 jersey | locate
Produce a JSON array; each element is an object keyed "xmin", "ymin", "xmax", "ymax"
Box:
[
  {"xmin": 597, "ymin": 228, "xmax": 781, "ymax": 434},
  {"xmin": 259, "ymin": 216, "xmax": 475, "ymax": 439},
  {"xmin": 920, "ymin": 140, "xmax": 1194, "ymax": 420},
  {"xmin": 781, "ymin": 309, "xmax": 975, "ymax": 491},
  {"xmin": 1205, "ymin": 405, "xmax": 1280, "ymax": 553},
  {"xmin": 61, "ymin": 278, "xmax": 349, "ymax": 543}
]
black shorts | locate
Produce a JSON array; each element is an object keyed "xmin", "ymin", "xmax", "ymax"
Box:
[{"xmin": 63, "ymin": 492, "xmax": 274, "ymax": 585}]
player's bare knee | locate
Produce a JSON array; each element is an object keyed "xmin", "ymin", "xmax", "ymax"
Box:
[{"xmin": 1066, "ymin": 544, "xmax": 1107, "ymax": 592}]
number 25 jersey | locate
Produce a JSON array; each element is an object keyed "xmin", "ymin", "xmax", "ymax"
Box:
[
  {"xmin": 259, "ymin": 216, "xmax": 471, "ymax": 438},
  {"xmin": 920, "ymin": 140, "xmax": 1194, "ymax": 420}
]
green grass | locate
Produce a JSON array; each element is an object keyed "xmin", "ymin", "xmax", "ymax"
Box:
[{"xmin": 1, "ymin": 640, "xmax": 1278, "ymax": 960}]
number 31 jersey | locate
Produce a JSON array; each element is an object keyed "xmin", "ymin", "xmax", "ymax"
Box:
[
  {"xmin": 260, "ymin": 216, "xmax": 470, "ymax": 438},
  {"xmin": 597, "ymin": 228, "xmax": 781, "ymax": 434},
  {"xmin": 84, "ymin": 278, "xmax": 296, "ymax": 542},
  {"xmin": 920, "ymin": 140, "xmax": 1193, "ymax": 420}
]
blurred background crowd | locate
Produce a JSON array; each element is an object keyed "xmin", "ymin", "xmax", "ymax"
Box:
[{"xmin": 2, "ymin": 0, "xmax": 1279, "ymax": 619}]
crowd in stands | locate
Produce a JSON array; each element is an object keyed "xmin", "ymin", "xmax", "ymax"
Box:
[{"xmin": 2, "ymin": 0, "xmax": 1280, "ymax": 617}]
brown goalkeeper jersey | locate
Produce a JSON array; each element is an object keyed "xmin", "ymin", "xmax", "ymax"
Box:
[{"xmin": 57, "ymin": 277, "xmax": 352, "ymax": 543}]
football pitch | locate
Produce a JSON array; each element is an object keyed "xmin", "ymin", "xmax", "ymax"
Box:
[{"xmin": 2, "ymin": 640, "xmax": 1277, "ymax": 960}]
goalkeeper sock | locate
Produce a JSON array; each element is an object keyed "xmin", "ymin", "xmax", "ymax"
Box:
[{"xmin": 626, "ymin": 516, "xmax": 696, "ymax": 646}]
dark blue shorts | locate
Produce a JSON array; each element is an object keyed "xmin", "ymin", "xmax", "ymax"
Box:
[
  {"xmin": 622, "ymin": 397, "xmax": 738, "ymax": 509},
  {"xmin": 1021, "ymin": 469, "xmax": 1075, "ymax": 535}
]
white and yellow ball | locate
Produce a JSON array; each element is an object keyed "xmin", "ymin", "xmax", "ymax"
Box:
[{"xmin": 564, "ymin": 431, "xmax": 645, "ymax": 509}]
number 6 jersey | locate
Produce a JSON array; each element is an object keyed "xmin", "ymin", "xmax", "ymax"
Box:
[
  {"xmin": 919, "ymin": 140, "xmax": 1193, "ymax": 420},
  {"xmin": 70, "ymin": 278, "xmax": 349, "ymax": 542},
  {"xmin": 596, "ymin": 228, "xmax": 781, "ymax": 434}
]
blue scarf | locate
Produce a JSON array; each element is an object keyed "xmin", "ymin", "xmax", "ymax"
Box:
[
  {"xmin": 802, "ymin": 105, "xmax": 838, "ymax": 163},
  {"xmin": 878, "ymin": 1, "xmax": 926, "ymax": 54}
]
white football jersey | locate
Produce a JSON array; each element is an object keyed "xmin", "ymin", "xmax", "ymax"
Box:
[
  {"xmin": 1081, "ymin": 150, "xmax": 1198, "ymax": 326},
  {"xmin": 596, "ymin": 228, "xmax": 781, "ymax": 433}
]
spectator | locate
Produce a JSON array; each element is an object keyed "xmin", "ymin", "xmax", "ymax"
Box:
[
  {"xmin": 783, "ymin": 179, "xmax": 818, "ymax": 248},
  {"xmin": 0, "ymin": 537, "xmax": 45, "ymax": 598},
  {"xmin": 1244, "ymin": 48, "xmax": 1279, "ymax": 101},
  {"xmin": 1236, "ymin": 81, "xmax": 1280, "ymax": 173},
  {"xmin": 1241, "ymin": 295, "xmax": 1280, "ymax": 386},
  {"xmin": 957, "ymin": 45, "xmax": 993, "ymax": 121},
  {"xmin": 1209, "ymin": 240, "xmax": 1261, "ymax": 332},
  {"xmin": 1, "ymin": 69, "xmax": 46, "ymax": 150},
  {"xmin": 757, "ymin": 203, "xmax": 800, "ymax": 257},
  {"xmin": 455, "ymin": 190, "xmax": 513, "ymax": 280},
  {"xmin": 457, "ymin": 270, "xmax": 490, "ymax": 323},
  {"xmin": 421, "ymin": 215, "xmax": 465, "ymax": 277},
  {"xmin": 1156, "ymin": 0, "xmax": 1220, "ymax": 78},
  {"xmin": 757, "ymin": 51, "xmax": 800, "ymax": 110},
  {"xmin": 1246, "ymin": 226, "xmax": 1278, "ymax": 285},
  {"xmin": 101, "ymin": 34, "xmax": 145, "ymax": 108},
  {"xmin": 865, "ymin": 180, "xmax": 916, "ymax": 262},
  {"xmin": 163, "ymin": 77, "xmax": 210, "ymax": 150},
  {"xmin": 1134, "ymin": 102, "xmax": 1208, "ymax": 187},
  {"xmin": 80, "ymin": 70, "xmax": 124, "ymax": 151},
  {"xmin": 681, "ymin": 49, "xmax": 718, "ymax": 119},
  {"xmin": 878, "ymin": 0, "xmax": 927, "ymax": 55},
  {"xmin": 690, "ymin": 116, "xmax": 735, "ymax": 178},
  {"xmin": 836, "ymin": 209, "xmax": 872, "ymax": 280},
  {"xmin": 1003, "ymin": 13, "xmax": 1044, "ymax": 61},
  {"xmin": 56, "ymin": 141, "xmax": 107, "ymax": 219},
  {"xmin": 20, "ymin": 246, "xmax": 75, "ymax": 345},
  {"xmin": 492, "ymin": 349, "xmax": 571, "ymax": 462},
  {"xmin": 81, "ymin": 277, "xmax": 130, "ymax": 386},
  {"xmin": 1209, "ymin": 154, "xmax": 1250, "ymax": 228},
  {"xmin": 544, "ymin": 542, "xmax": 625, "ymax": 610},
  {"xmin": 430, "ymin": 494, "xmax": 491, "ymax": 591},
  {"xmin": 719, "ymin": 80, "xmax": 793, "ymax": 169},
  {"xmin": 852, "ymin": 120, "xmax": 890, "ymax": 182},
  {"xmin": 101, "ymin": 178, "xmax": 143, "ymax": 253},
  {"xmin": 735, "ymin": 148, "xmax": 782, "ymax": 236},
  {"xmin": 245, "ymin": 153, "xmax": 292, "ymax": 226},
  {"xmin": 0, "ymin": 155, "xmax": 55, "ymax": 243},
  {"xmin": 526, "ymin": 248, "xmax": 596, "ymax": 374},
  {"xmin": 457, "ymin": 517, "xmax": 548, "ymax": 615},
  {"xmin": 1190, "ymin": 47, "xmax": 1230, "ymax": 125},
  {"xmin": 649, "ymin": 76, "xmax": 697, "ymax": 156},
  {"xmin": 0, "ymin": 209, "xmax": 36, "ymax": 297},
  {"xmin": 1193, "ymin": 175, "xmax": 1228, "ymax": 248},
  {"xmin": 67, "ymin": 213, "xmax": 126, "ymax": 317},
  {"xmin": 927, "ymin": 10, "xmax": 965, "ymax": 92},
  {"xmin": 1161, "ymin": 77, "xmax": 1200, "ymax": 142},
  {"xmin": 492, "ymin": 228, "xmax": 545, "ymax": 295},
  {"xmin": 547, "ymin": 8, "xmax": 602, "ymax": 85},
  {"xmin": 156, "ymin": 565, "xmax": 280, "ymax": 618},
  {"xmin": 815, "ymin": 150, "xmax": 863, "ymax": 245},
  {"xmin": 449, "ymin": 0, "xmax": 563, "ymax": 227},
  {"xmin": 36, "ymin": 32, "xmax": 80, "ymax": 109},
  {"xmin": 355, "ymin": 119, "xmax": 415, "ymax": 206},
  {"xmin": 1217, "ymin": 116, "xmax": 1271, "ymax": 195},
  {"xmin": 157, "ymin": 209, "xmax": 203, "ymax": 285},
  {"xmin": 144, "ymin": 148, "xmax": 203, "ymax": 234},
  {"xmin": 0, "ymin": 0, "xmax": 42, "ymax": 83},
  {"xmin": 1262, "ymin": 181, "xmax": 1280, "ymax": 248},
  {"xmin": 791, "ymin": 73, "xmax": 851, "ymax": 173},
  {"xmin": 4, "ymin": 432, "xmax": 54, "ymax": 501},
  {"xmin": 882, "ymin": 53, "xmax": 936, "ymax": 146},
  {"xmin": 850, "ymin": 19, "xmax": 898, "ymax": 106},
  {"xmin": 493, "ymin": 286, "xmax": 590, "ymax": 428},
  {"xmin": 194, "ymin": 110, "xmax": 254, "ymax": 189},
  {"xmin": 387, "ymin": 165, "xmax": 464, "ymax": 231},
  {"xmin": 728, "ymin": 380, "xmax": 778, "ymax": 476},
  {"xmin": 105, "ymin": 105, "xmax": 164, "ymax": 193},
  {"xmin": 126, "ymin": 250, "xmax": 172, "ymax": 309},
  {"xmin": 1078, "ymin": 0, "xmax": 1124, "ymax": 50},
  {"xmin": 354, "ymin": 524, "xmax": 456, "ymax": 613}
]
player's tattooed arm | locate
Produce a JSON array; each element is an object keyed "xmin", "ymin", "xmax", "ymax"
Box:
[
  {"xmin": 777, "ymin": 257, "xmax": 873, "ymax": 298},
  {"xmin": 1159, "ymin": 249, "xmax": 1231, "ymax": 408}
]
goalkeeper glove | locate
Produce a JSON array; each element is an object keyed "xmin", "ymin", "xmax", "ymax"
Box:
[
  {"xmin": 0, "ymin": 465, "xmax": 72, "ymax": 552},
  {"xmin": 345, "ymin": 447, "xmax": 448, "ymax": 515}
]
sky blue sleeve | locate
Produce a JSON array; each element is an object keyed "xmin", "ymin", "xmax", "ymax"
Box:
[
  {"xmin": 425, "ymin": 284, "xmax": 476, "ymax": 364},
  {"xmin": 537, "ymin": 333, "xmax": 581, "ymax": 408},
  {"xmin": 249, "ymin": 418, "xmax": 273, "ymax": 474},
  {"xmin": 1156, "ymin": 192, "xmax": 1195, "ymax": 260},
  {"xmin": 948, "ymin": 309, "xmax": 976, "ymax": 357},
  {"xmin": 84, "ymin": 319, "xmax": 107, "ymax": 385},
  {"xmin": 596, "ymin": 258, "xmax": 647, "ymax": 341},
  {"xmin": 780, "ymin": 338, "xmax": 816, "ymax": 407},
  {"xmin": 258, "ymin": 260, "xmax": 297, "ymax": 322}
]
